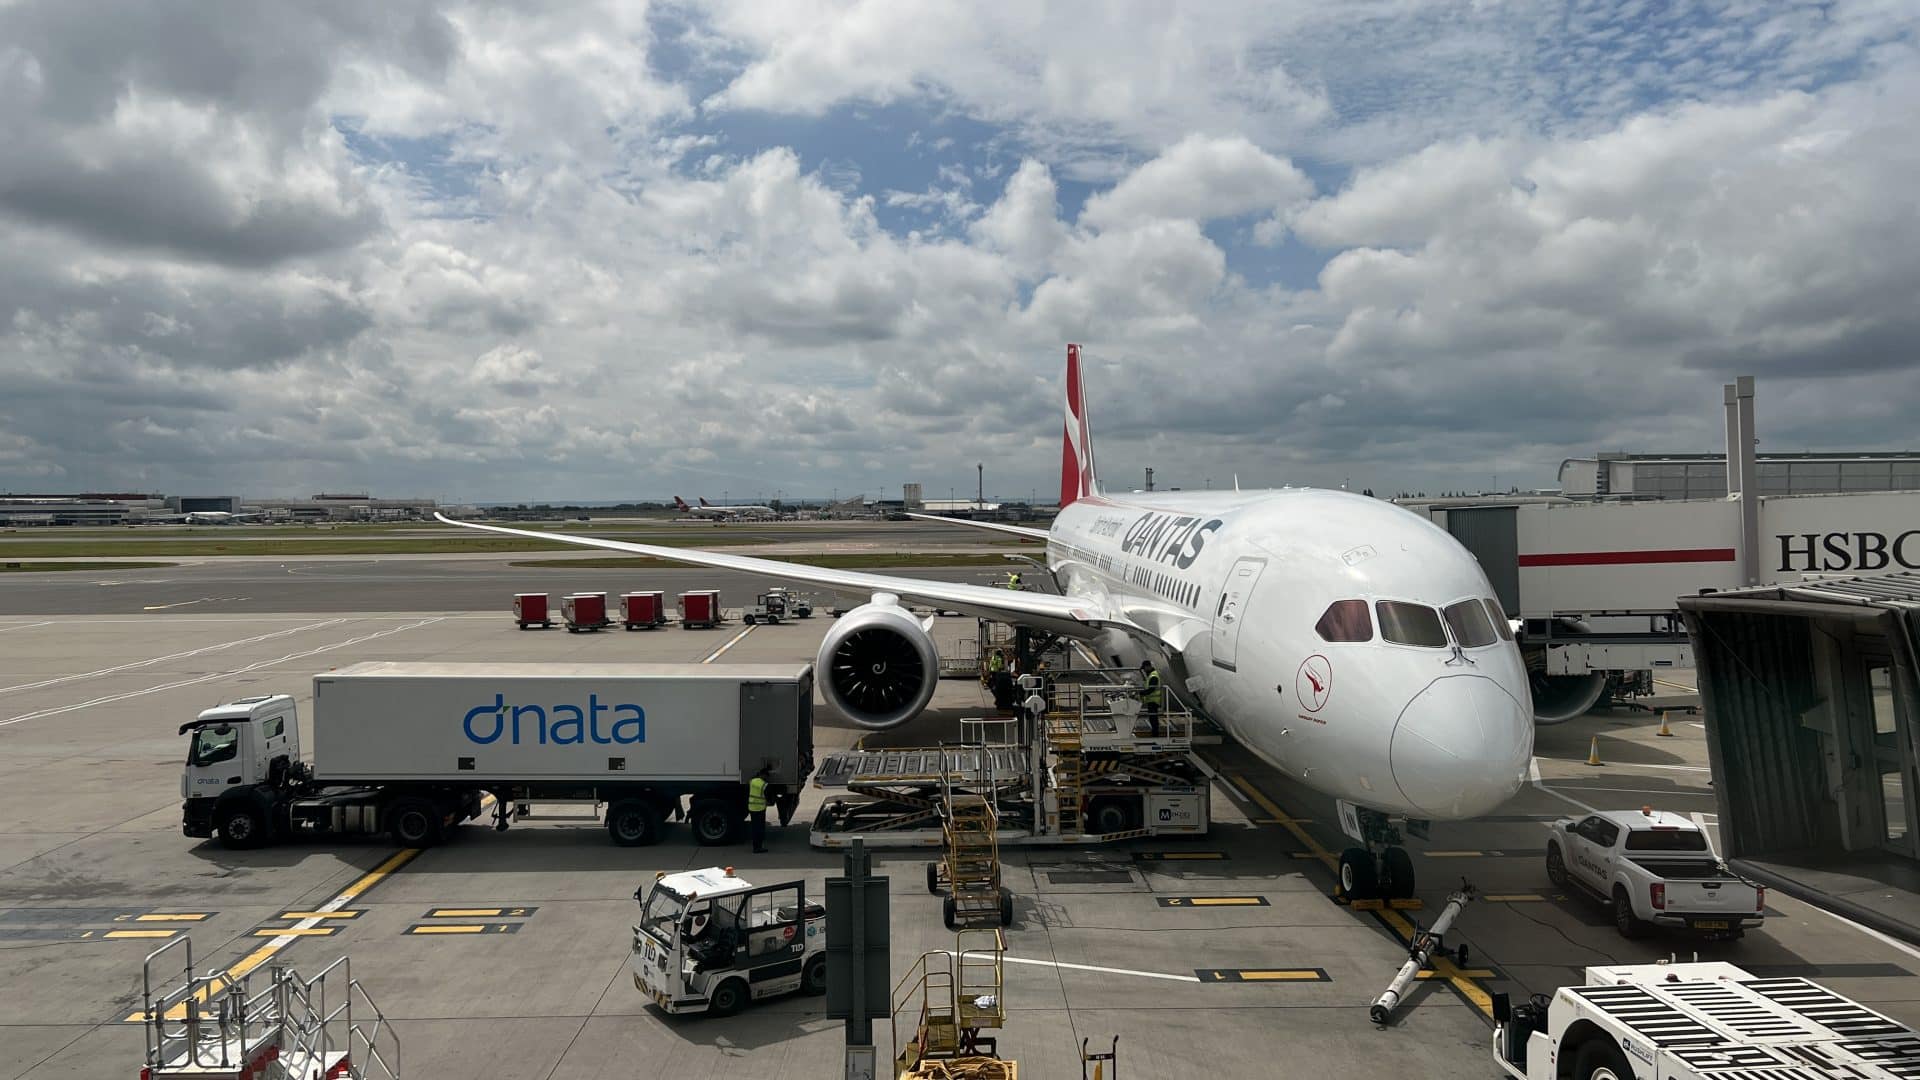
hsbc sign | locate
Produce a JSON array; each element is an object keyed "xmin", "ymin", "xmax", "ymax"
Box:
[{"xmin": 1777, "ymin": 532, "xmax": 1920, "ymax": 574}]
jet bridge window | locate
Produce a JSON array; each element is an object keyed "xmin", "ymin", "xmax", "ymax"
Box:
[
  {"xmin": 1314, "ymin": 600, "xmax": 1373, "ymax": 642},
  {"xmin": 1377, "ymin": 602, "xmax": 1448, "ymax": 648},
  {"xmin": 1442, "ymin": 600, "xmax": 1498, "ymax": 648}
]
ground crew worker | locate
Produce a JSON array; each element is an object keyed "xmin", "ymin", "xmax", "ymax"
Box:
[
  {"xmin": 1140, "ymin": 659, "xmax": 1163, "ymax": 737},
  {"xmin": 747, "ymin": 765, "xmax": 771, "ymax": 853},
  {"xmin": 1006, "ymin": 572, "xmax": 1022, "ymax": 590}
]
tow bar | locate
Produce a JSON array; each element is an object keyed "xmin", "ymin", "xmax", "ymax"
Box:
[{"xmin": 1370, "ymin": 880, "xmax": 1477, "ymax": 1024}]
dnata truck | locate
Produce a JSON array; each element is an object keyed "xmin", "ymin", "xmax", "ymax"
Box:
[
  {"xmin": 1495, "ymin": 960, "xmax": 1920, "ymax": 1080},
  {"xmin": 180, "ymin": 662, "xmax": 814, "ymax": 850}
]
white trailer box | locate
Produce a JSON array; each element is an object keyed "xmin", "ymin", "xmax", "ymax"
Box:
[{"xmin": 312, "ymin": 662, "xmax": 812, "ymax": 785}]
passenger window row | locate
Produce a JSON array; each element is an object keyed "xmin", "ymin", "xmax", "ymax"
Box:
[{"xmin": 1314, "ymin": 597, "xmax": 1514, "ymax": 648}]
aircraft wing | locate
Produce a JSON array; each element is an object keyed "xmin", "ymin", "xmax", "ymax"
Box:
[
  {"xmin": 903, "ymin": 513, "xmax": 1051, "ymax": 541},
  {"xmin": 435, "ymin": 514, "xmax": 1124, "ymax": 638}
]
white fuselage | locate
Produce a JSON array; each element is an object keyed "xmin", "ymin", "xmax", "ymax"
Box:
[{"xmin": 1045, "ymin": 488, "xmax": 1534, "ymax": 821}]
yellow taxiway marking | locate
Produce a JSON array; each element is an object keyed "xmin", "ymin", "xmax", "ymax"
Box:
[
  {"xmin": 701, "ymin": 623, "xmax": 756, "ymax": 663},
  {"xmin": 104, "ymin": 929, "xmax": 179, "ymax": 939},
  {"xmin": 280, "ymin": 910, "xmax": 362, "ymax": 920},
  {"xmin": 1221, "ymin": 769, "xmax": 1495, "ymax": 1019},
  {"xmin": 1419, "ymin": 968, "xmax": 1496, "ymax": 980},
  {"xmin": 429, "ymin": 908, "xmax": 505, "ymax": 918},
  {"xmin": 124, "ymin": 913, "xmax": 212, "ymax": 922},
  {"xmin": 254, "ymin": 927, "xmax": 339, "ymax": 938},
  {"xmin": 1197, "ymin": 967, "xmax": 1331, "ymax": 982},
  {"xmin": 1239, "ymin": 970, "xmax": 1327, "ymax": 981},
  {"xmin": 126, "ymin": 846, "xmax": 422, "ymax": 1023},
  {"xmin": 411, "ymin": 924, "xmax": 487, "ymax": 935},
  {"xmin": 1159, "ymin": 896, "xmax": 1268, "ymax": 908}
]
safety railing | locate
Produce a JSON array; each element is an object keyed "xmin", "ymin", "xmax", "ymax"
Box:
[{"xmin": 1039, "ymin": 670, "xmax": 1195, "ymax": 748}]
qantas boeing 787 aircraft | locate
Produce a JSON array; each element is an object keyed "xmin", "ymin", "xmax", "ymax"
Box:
[{"xmin": 440, "ymin": 345, "xmax": 1534, "ymax": 897}]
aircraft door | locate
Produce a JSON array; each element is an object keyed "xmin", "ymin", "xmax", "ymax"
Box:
[{"xmin": 1212, "ymin": 557, "xmax": 1267, "ymax": 671}]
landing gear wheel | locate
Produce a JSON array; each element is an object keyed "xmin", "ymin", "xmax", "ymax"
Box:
[
  {"xmin": 1545, "ymin": 843, "xmax": 1569, "ymax": 887},
  {"xmin": 688, "ymin": 800, "xmax": 740, "ymax": 846},
  {"xmin": 218, "ymin": 803, "xmax": 267, "ymax": 850},
  {"xmin": 1570, "ymin": 1037, "xmax": 1635, "ymax": 1080},
  {"xmin": 942, "ymin": 896, "xmax": 959, "ymax": 930},
  {"xmin": 1338, "ymin": 847, "xmax": 1378, "ymax": 901},
  {"xmin": 707, "ymin": 978, "xmax": 747, "ymax": 1017},
  {"xmin": 1613, "ymin": 887, "xmax": 1649, "ymax": 939},
  {"xmin": 926, "ymin": 861, "xmax": 943, "ymax": 894},
  {"xmin": 605, "ymin": 800, "xmax": 661, "ymax": 847},
  {"xmin": 999, "ymin": 887, "xmax": 1015, "ymax": 927},
  {"xmin": 388, "ymin": 798, "xmax": 442, "ymax": 847},
  {"xmin": 802, "ymin": 954, "xmax": 828, "ymax": 996},
  {"xmin": 1381, "ymin": 846, "xmax": 1416, "ymax": 900}
]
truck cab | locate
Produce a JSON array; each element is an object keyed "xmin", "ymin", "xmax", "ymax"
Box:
[
  {"xmin": 631, "ymin": 866, "xmax": 826, "ymax": 1016},
  {"xmin": 180, "ymin": 695, "xmax": 299, "ymax": 842}
]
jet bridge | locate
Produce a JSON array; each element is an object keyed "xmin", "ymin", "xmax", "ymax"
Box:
[
  {"xmin": 1680, "ymin": 572, "xmax": 1920, "ymax": 947},
  {"xmin": 809, "ymin": 668, "xmax": 1213, "ymax": 850}
]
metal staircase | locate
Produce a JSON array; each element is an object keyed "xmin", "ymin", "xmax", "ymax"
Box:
[
  {"xmin": 138, "ymin": 937, "xmax": 398, "ymax": 1080},
  {"xmin": 892, "ymin": 929, "xmax": 1013, "ymax": 1079}
]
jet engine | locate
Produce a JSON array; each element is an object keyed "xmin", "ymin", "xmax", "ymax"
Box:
[
  {"xmin": 814, "ymin": 596, "xmax": 940, "ymax": 730},
  {"xmin": 1525, "ymin": 618, "xmax": 1611, "ymax": 724}
]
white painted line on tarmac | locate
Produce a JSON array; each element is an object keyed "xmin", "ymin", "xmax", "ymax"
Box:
[
  {"xmin": 1804, "ymin": 902, "xmax": 1920, "ymax": 967},
  {"xmin": 0, "ymin": 621, "xmax": 54, "ymax": 634},
  {"xmin": 1, "ymin": 618, "xmax": 442, "ymax": 729},
  {"xmin": 999, "ymin": 955, "xmax": 1200, "ymax": 984},
  {"xmin": 1621, "ymin": 761, "xmax": 1713, "ymax": 773},
  {"xmin": 701, "ymin": 624, "xmax": 756, "ymax": 664},
  {"xmin": 142, "ymin": 596, "xmax": 249, "ymax": 611},
  {"xmin": 0, "ymin": 619, "xmax": 345, "ymax": 697},
  {"xmin": 1530, "ymin": 758, "xmax": 1601, "ymax": 819}
]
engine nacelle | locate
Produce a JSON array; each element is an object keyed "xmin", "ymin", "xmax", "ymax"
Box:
[{"xmin": 815, "ymin": 597, "xmax": 939, "ymax": 730}]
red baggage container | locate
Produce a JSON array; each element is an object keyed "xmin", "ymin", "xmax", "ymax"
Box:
[
  {"xmin": 622, "ymin": 591, "xmax": 666, "ymax": 630},
  {"xmin": 563, "ymin": 592, "xmax": 610, "ymax": 632},
  {"xmin": 678, "ymin": 589, "xmax": 719, "ymax": 629},
  {"xmin": 513, "ymin": 593, "xmax": 551, "ymax": 629}
]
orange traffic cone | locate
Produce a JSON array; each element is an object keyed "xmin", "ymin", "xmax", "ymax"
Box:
[
  {"xmin": 1656, "ymin": 711, "xmax": 1674, "ymax": 737},
  {"xmin": 1587, "ymin": 736, "xmax": 1604, "ymax": 767}
]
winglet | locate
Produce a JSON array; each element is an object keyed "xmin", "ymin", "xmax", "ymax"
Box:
[{"xmin": 1061, "ymin": 343, "xmax": 1100, "ymax": 508}]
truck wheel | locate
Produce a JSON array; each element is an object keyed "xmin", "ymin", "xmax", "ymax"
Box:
[
  {"xmin": 708, "ymin": 978, "xmax": 747, "ymax": 1017},
  {"xmin": 688, "ymin": 800, "xmax": 740, "ymax": 846},
  {"xmin": 999, "ymin": 887, "xmax": 1015, "ymax": 927},
  {"xmin": 1338, "ymin": 848, "xmax": 1377, "ymax": 901},
  {"xmin": 1546, "ymin": 843, "xmax": 1569, "ymax": 887},
  {"xmin": 218, "ymin": 803, "xmax": 268, "ymax": 850},
  {"xmin": 1381, "ymin": 846, "xmax": 1416, "ymax": 900},
  {"xmin": 606, "ymin": 801, "xmax": 661, "ymax": 847},
  {"xmin": 743, "ymin": 614, "xmax": 755, "ymax": 624},
  {"xmin": 1087, "ymin": 796, "xmax": 1136, "ymax": 835},
  {"xmin": 1613, "ymin": 887, "xmax": 1649, "ymax": 939},
  {"xmin": 1570, "ymin": 1036, "xmax": 1634, "ymax": 1080},
  {"xmin": 942, "ymin": 896, "xmax": 959, "ymax": 930},
  {"xmin": 925, "ymin": 861, "xmax": 943, "ymax": 894},
  {"xmin": 802, "ymin": 954, "xmax": 828, "ymax": 996},
  {"xmin": 388, "ymin": 798, "xmax": 442, "ymax": 848}
]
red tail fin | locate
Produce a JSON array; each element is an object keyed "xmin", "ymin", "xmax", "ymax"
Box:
[
  {"xmin": 699, "ymin": 497, "xmax": 713, "ymax": 507},
  {"xmin": 673, "ymin": 496, "xmax": 691, "ymax": 511},
  {"xmin": 1060, "ymin": 343, "xmax": 1098, "ymax": 507}
]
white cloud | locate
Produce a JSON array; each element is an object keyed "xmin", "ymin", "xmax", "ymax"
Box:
[{"xmin": 1079, "ymin": 134, "xmax": 1313, "ymax": 232}]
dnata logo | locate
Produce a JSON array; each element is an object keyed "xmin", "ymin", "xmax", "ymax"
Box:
[{"xmin": 462, "ymin": 693, "xmax": 645, "ymax": 746}]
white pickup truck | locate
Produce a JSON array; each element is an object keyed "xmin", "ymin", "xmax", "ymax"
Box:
[{"xmin": 1545, "ymin": 808, "xmax": 1764, "ymax": 940}]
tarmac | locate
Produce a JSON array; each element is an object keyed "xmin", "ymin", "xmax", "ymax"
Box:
[{"xmin": 1, "ymin": 566, "xmax": 1915, "ymax": 1079}]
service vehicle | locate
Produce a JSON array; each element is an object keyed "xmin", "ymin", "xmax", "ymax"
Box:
[
  {"xmin": 742, "ymin": 591, "xmax": 788, "ymax": 624},
  {"xmin": 1494, "ymin": 960, "xmax": 1920, "ymax": 1080},
  {"xmin": 766, "ymin": 586, "xmax": 812, "ymax": 618},
  {"xmin": 631, "ymin": 865, "xmax": 826, "ymax": 1016},
  {"xmin": 180, "ymin": 662, "xmax": 812, "ymax": 851},
  {"xmin": 1545, "ymin": 808, "xmax": 1763, "ymax": 939}
]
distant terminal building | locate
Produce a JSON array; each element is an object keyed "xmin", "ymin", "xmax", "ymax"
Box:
[
  {"xmin": 0, "ymin": 492, "xmax": 437, "ymax": 526},
  {"xmin": 1561, "ymin": 452, "xmax": 1920, "ymax": 501},
  {"xmin": 247, "ymin": 494, "xmax": 438, "ymax": 521},
  {"xmin": 0, "ymin": 493, "xmax": 168, "ymax": 526}
]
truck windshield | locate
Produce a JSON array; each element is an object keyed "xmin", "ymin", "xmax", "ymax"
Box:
[
  {"xmin": 639, "ymin": 886, "xmax": 691, "ymax": 944},
  {"xmin": 1625, "ymin": 829, "xmax": 1709, "ymax": 852},
  {"xmin": 190, "ymin": 726, "xmax": 238, "ymax": 767}
]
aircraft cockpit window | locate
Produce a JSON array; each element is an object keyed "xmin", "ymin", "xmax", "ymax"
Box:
[
  {"xmin": 1377, "ymin": 602, "xmax": 1448, "ymax": 648},
  {"xmin": 1314, "ymin": 600, "xmax": 1373, "ymax": 642},
  {"xmin": 1442, "ymin": 600, "xmax": 1498, "ymax": 648},
  {"xmin": 1482, "ymin": 599, "xmax": 1515, "ymax": 640}
]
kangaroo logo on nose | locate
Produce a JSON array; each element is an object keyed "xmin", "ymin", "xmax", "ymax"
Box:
[{"xmin": 1296, "ymin": 655, "xmax": 1333, "ymax": 712}]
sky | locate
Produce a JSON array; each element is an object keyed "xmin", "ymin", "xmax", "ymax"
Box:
[{"xmin": 0, "ymin": 0, "xmax": 1916, "ymax": 504}]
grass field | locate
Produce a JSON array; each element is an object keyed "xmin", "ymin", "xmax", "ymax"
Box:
[
  {"xmin": 0, "ymin": 561, "xmax": 177, "ymax": 572},
  {"xmin": 508, "ymin": 553, "xmax": 1018, "ymax": 570}
]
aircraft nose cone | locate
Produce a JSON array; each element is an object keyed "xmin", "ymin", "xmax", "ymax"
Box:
[{"xmin": 1389, "ymin": 676, "xmax": 1532, "ymax": 819}]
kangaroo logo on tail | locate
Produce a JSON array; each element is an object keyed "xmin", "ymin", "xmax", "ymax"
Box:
[{"xmin": 1061, "ymin": 343, "xmax": 1100, "ymax": 508}]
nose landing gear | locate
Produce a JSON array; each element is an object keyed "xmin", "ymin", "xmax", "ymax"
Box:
[{"xmin": 1335, "ymin": 803, "xmax": 1424, "ymax": 902}]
